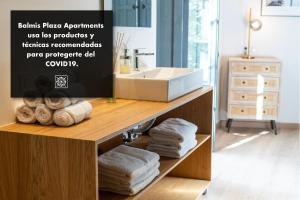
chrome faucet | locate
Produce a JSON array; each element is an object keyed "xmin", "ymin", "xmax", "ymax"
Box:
[{"xmin": 133, "ymin": 49, "xmax": 154, "ymax": 71}]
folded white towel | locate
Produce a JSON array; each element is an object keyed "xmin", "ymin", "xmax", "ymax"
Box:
[
  {"xmin": 53, "ymin": 101, "xmax": 92, "ymax": 127},
  {"xmin": 35, "ymin": 104, "xmax": 53, "ymax": 125},
  {"xmin": 148, "ymin": 138, "xmax": 197, "ymax": 158},
  {"xmin": 23, "ymin": 90, "xmax": 43, "ymax": 108},
  {"xmin": 99, "ymin": 162, "xmax": 160, "ymax": 186},
  {"xmin": 44, "ymin": 91, "xmax": 72, "ymax": 110},
  {"xmin": 16, "ymin": 105, "xmax": 36, "ymax": 124},
  {"xmin": 98, "ymin": 145, "xmax": 160, "ymax": 180},
  {"xmin": 149, "ymin": 118, "xmax": 198, "ymax": 142},
  {"xmin": 99, "ymin": 168, "xmax": 159, "ymax": 196}
]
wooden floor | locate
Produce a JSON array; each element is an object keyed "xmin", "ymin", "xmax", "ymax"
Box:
[{"xmin": 201, "ymin": 127, "xmax": 300, "ymax": 200}]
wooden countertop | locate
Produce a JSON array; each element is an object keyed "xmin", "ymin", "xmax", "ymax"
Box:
[{"xmin": 0, "ymin": 86, "xmax": 212, "ymax": 143}]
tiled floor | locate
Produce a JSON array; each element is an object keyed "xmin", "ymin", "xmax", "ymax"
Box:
[{"xmin": 201, "ymin": 127, "xmax": 300, "ymax": 200}]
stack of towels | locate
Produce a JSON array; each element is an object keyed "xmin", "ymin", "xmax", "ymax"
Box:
[
  {"xmin": 15, "ymin": 90, "xmax": 92, "ymax": 127},
  {"xmin": 98, "ymin": 145, "xmax": 160, "ymax": 196},
  {"xmin": 147, "ymin": 118, "xmax": 198, "ymax": 158}
]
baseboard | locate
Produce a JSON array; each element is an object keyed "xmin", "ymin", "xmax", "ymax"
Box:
[{"xmin": 219, "ymin": 120, "xmax": 300, "ymax": 129}]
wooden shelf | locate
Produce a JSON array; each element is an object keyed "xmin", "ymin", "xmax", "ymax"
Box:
[
  {"xmin": 138, "ymin": 177, "xmax": 210, "ymax": 200},
  {"xmin": 0, "ymin": 86, "xmax": 212, "ymax": 144},
  {"xmin": 101, "ymin": 177, "xmax": 210, "ymax": 200},
  {"xmin": 129, "ymin": 134, "xmax": 210, "ymax": 179},
  {"xmin": 0, "ymin": 87, "xmax": 213, "ymax": 200},
  {"xmin": 99, "ymin": 134, "xmax": 211, "ymax": 200}
]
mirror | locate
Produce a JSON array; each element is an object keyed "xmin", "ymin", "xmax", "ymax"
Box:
[
  {"xmin": 111, "ymin": 0, "xmax": 152, "ymax": 27},
  {"xmin": 106, "ymin": 0, "xmax": 219, "ymax": 85}
]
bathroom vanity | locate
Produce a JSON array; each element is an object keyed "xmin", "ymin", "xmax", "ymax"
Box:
[{"xmin": 0, "ymin": 86, "xmax": 213, "ymax": 200}]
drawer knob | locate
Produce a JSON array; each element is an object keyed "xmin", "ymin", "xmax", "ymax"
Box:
[
  {"xmin": 263, "ymin": 110, "xmax": 266, "ymax": 114},
  {"xmin": 243, "ymin": 66, "xmax": 247, "ymax": 70},
  {"xmin": 264, "ymin": 81, "xmax": 268, "ymax": 85},
  {"xmin": 242, "ymin": 81, "xmax": 246, "ymax": 84},
  {"xmin": 242, "ymin": 95, "xmax": 245, "ymax": 99},
  {"xmin": 241, "ymin": 109, "xmax": 244, "ymax": 113},
  {"xmin": 265, "ymin": 67, "xmax": 269, "ymax": 71},
  {"xmin": 264, "ymin": 96, "xmax": 267, "ymax": 100}
]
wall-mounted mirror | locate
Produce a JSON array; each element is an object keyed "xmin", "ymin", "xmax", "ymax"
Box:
[
  {"xmin": 110, "ymin": 0, "xmax": 152, "ymax": 27},
  {"xmin": 105, "ymin": 0, "xmax": 219, "ymax": 81}
]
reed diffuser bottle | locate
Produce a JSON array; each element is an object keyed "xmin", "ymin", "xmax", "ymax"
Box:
[{"xmin": 119, "ymin": 49, "xmax": 132, "ymax": 74}]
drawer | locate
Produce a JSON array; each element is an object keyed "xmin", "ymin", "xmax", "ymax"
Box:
[
  {"xmin": 230, "ymin": 77, "xmax": 280, "ymax": 91},
  {"xmin": 230, "ymin": 62, "xmax": 280, "ymax": 76},
  {"xmin": 229, "ymin": 91, "xmax": 279, "ymax": 105},
  {"xmin": 228, "ymin": 105, "xmax": 278, "ymax": 120}
]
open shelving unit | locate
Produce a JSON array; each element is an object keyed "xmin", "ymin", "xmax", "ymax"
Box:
[
  {"xmin": 0, "ymin": 86, "xmax": 213, "ymax": 200},
  {"xmin": 101, "ymin": 134, "xmax": 211, "ymax": 200}
]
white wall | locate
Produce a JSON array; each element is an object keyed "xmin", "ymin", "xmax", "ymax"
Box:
[
  {"xmin": 104, "ymin": 0, "xmax": 157, "ymax": 69},
  {"xmin": 0, "ymin": 0, "xmax": 101, "ymax": 126},
  {"xmin": 218, "ymin": 0, "xmax": 300, "ymax": 123}
]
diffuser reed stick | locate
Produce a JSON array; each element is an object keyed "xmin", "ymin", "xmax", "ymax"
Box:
[
  {"xmin": 113, "ymin": 32, "xmax": 125, "ymax": 72},
  {"xmin": 109, "ymin": 32, "xmax": 128, "ymax": 103}
]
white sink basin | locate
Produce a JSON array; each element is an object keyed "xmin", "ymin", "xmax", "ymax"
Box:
[{"xmin": 115, "ymin": 67, "xmax": 204, "ymax": 102}]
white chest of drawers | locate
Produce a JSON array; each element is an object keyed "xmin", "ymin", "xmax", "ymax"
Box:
[{"xmin": 227, "ymin": 57, "xmax": 281, "ymax": 134}]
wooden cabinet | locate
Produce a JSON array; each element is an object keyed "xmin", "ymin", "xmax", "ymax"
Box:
[
  {"xmin": 0, "ymin": 87, "xmax": 213, "ymax": 200},
  {"xmin": 230, "ymin": 62, "xmax": 280, "ymax": 76},
  {"xmin": 229, "ymin": 91, "xmax": 279, "ymax": 105},
  {"xmin": 230, "ymin": 76, "xmax": 280, "ymax": 91},
  {"xmin": 228, "ymin": 105, "xmax": 278, "ymax": 120},
  {"xmin": 227, "ymin": 57, "xmax": 281, "ymax": 134}
]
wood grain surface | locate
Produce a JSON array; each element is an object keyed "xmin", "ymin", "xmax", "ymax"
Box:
[
  {"xmin": 0, "ymin": 87, "xmax": 212, "ymax": 144},
  {"xmin": 0, "ymin": 132, "xmax": 97, "ymax": 200}
]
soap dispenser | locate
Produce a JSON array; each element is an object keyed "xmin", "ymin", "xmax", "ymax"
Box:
[{"xmin": 119, "ymin": 49, "xmax": 131, "ymax": 74}]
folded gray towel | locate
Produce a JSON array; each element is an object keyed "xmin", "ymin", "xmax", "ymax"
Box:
[
  {"xmin": 99, "ymin": 168, "xmax": 159, "ymax": 196},
  {"xmin": 99, "ymin": 162, "xmax": 160, "ymax": 186},
  {"xmin": 149, "ymin": 134, "xmax": 196, "ymax": 148},
  {"xmin": 98, "ymin": 145, "xmax": 160, "ymax": 180},
  {"xmin": 148, "ymin": 138, "xmax": 196, "ymax": 151},
  {"xmin": 149, "ymin": 118, "xmax": 197, "ymax": 142},
  {"xmin": 148, "ymin": 138, "xmax": 197, "ymax": 158}
]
